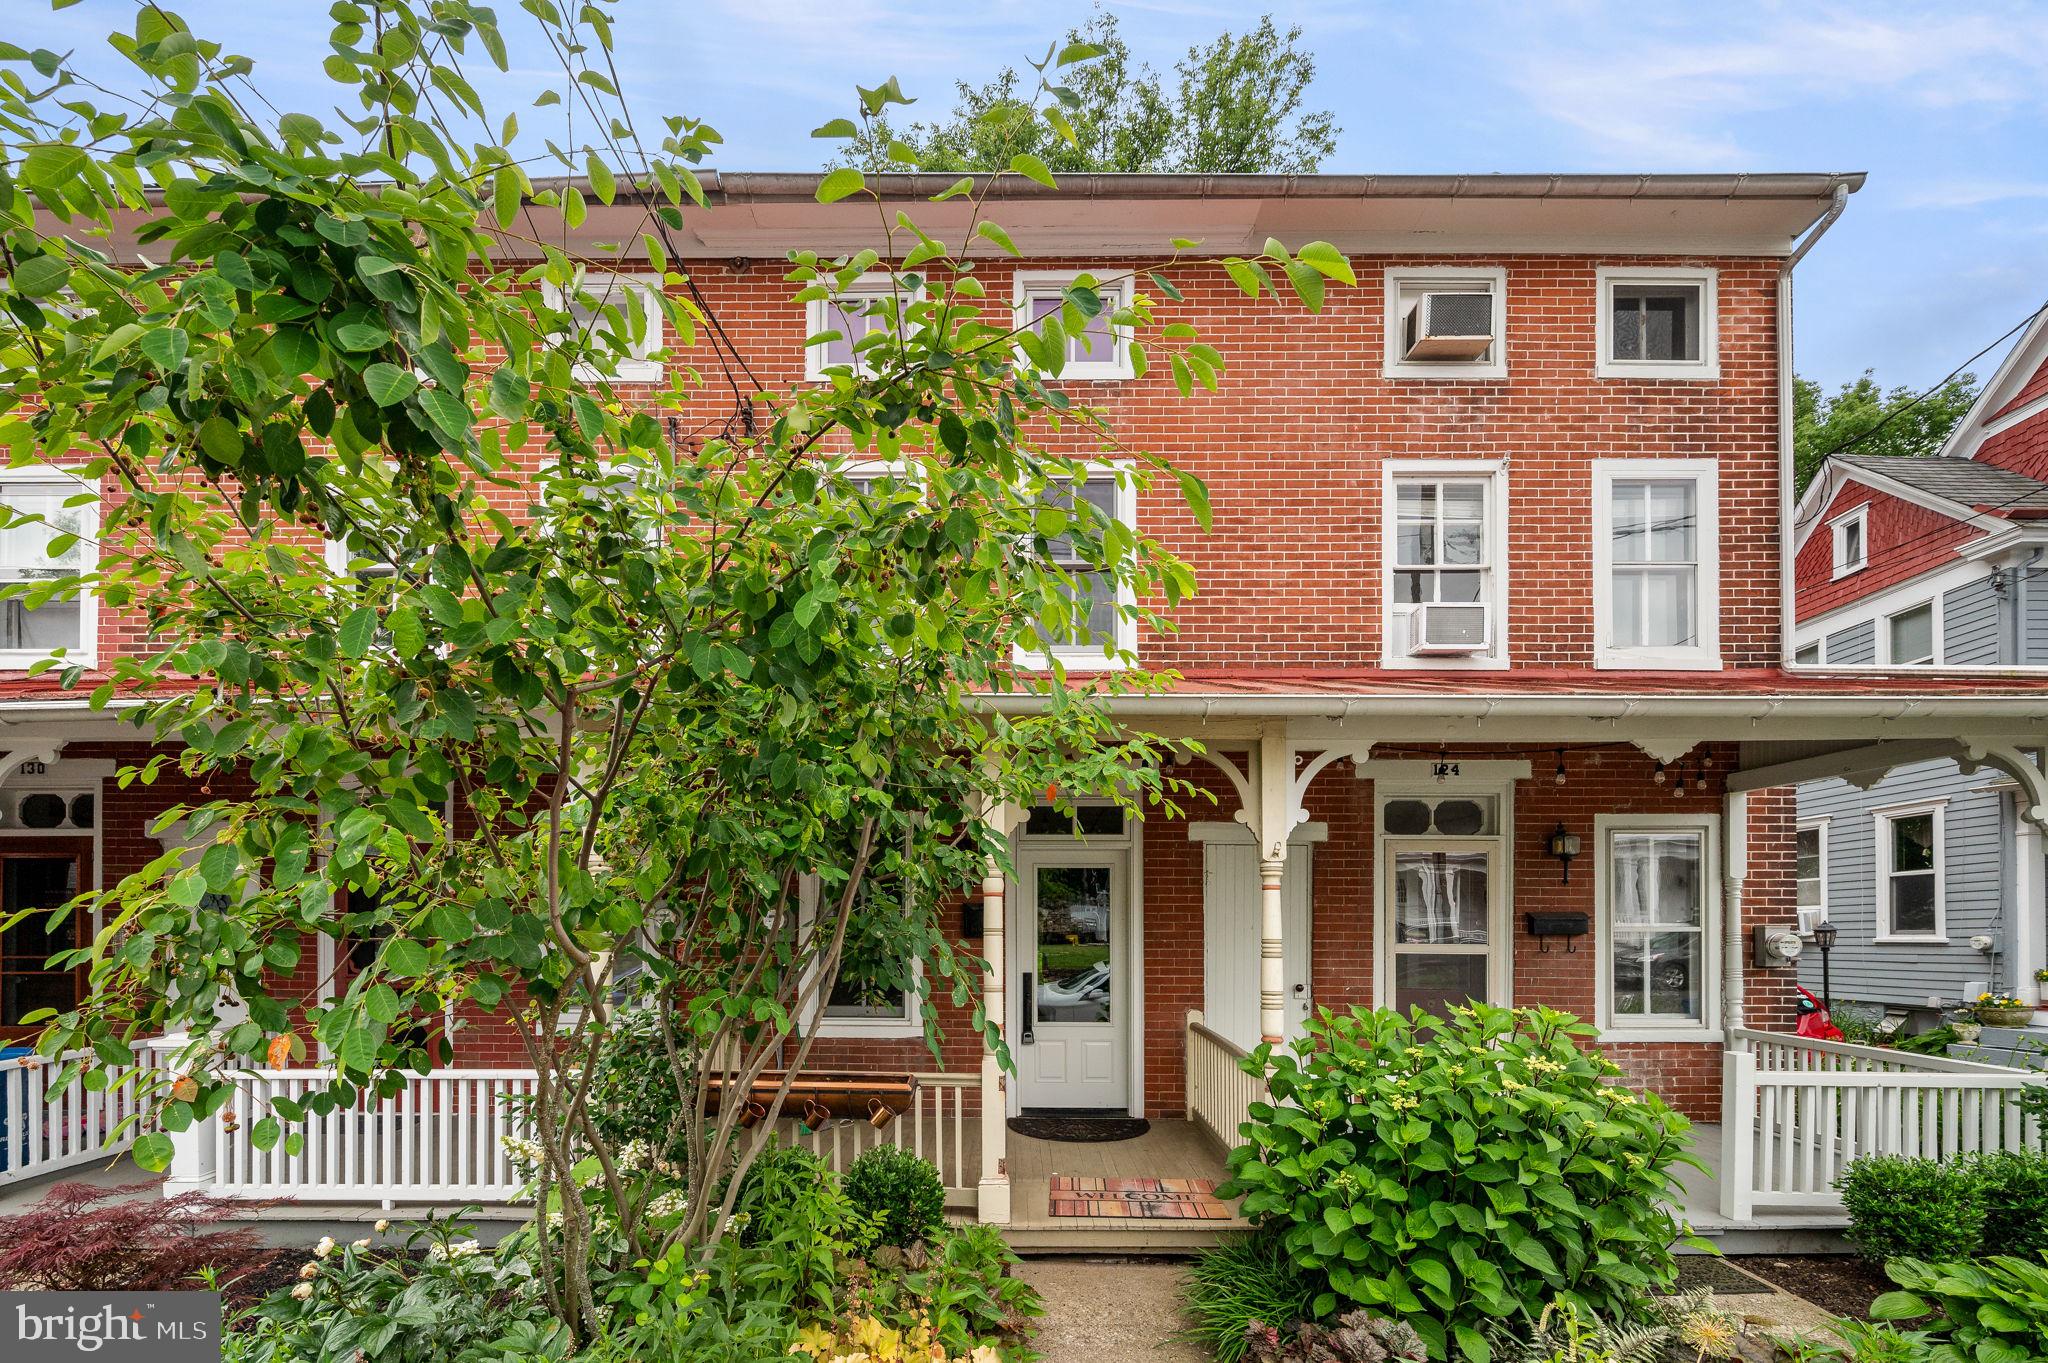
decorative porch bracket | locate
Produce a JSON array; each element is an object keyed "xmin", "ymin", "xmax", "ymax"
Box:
[
  {"xmin": 1195, "ymin": 733, "xmax": 1375, "ymax": 1042},
  {"xmin": 1728, "ymin": 738, "xmax": 2048, "ymax": 833},
  {"xmin": 1956, "ymin": 742, "xmax": 2048, "ymax": 830}
]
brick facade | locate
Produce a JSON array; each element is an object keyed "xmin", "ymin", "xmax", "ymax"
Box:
[{"xmin": 1793, "ymin": 481, "xmax": 1980, "ymax": 622}]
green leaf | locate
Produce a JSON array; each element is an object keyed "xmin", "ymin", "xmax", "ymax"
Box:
[
  {"xmin": 362, "ymin": 362, "xmax": 418, "ymax": 406},
  {"xmin": 10, "ymin": 254, "xmax": 70, "ymax": 298},
  {"xmin": 1056, "ymin": 41, "xmax": 1106, "ymax": 66},
  {"xmin": 198, "ymin": 842, "xmax": 240, "ymax": 891},
  {"xmin": 487, "ymin": 366, "xmax": 530, "ymax": 420},
  {"xmin": 815, "ymin": 168, "xmax": 865, "ymax": 204},
  {"xmin": 338, "ymin": 607, "xmax": 379, "ymax": 659},
  {"xmin": 493, "ymin": 165, "xmax": 523, "ymax": 228},
  {"xmin": 1868, "ymin": 1292, "xmax": 1931, "ymax": 1321},
  {"xmin": 198, "ymin": 416, "xmax": 245, "ymax": 465},
  {"xmin": 810, "ymin": 118, "xmax": 859, "ymax": 139},
  {"xmin": 586, "ymin": 153, "xmax": 616, "ymax": 205},
  {"xmin": 1296, "ymin": 240, "xmax": 1357, "ymax": 287},
  {"xmin": 266, "ymin": 327, "xmax": 321, "ymax": 376},
  {"xmin": 974, "ymin": 221, "xmax": 1019, "ymax": 257},
  {"xmin": 387, "ymin": 605, "xmax": 426, "ymax": 658},
  {"xmin": 131, "ymin": 1132, "xmax": 175, "ymax": 1171},
  {"xmin": 335, "ymin": 322, "xmax": 390, "ymax": 352},
  {"xmin": 139, "ymin": 328, "xmax": 190, "ymax": 371},
  {"xmin": 1008, "ymin": 153, "xmax": 1055, "ymax": 189},
  {"xmin": 383, "ymin": 938, "xmax": 431, "ymax": 977}
]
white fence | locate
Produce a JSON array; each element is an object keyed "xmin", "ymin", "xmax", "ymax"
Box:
[
  {"xmin": 0, "ymin": 1044, "xmax": 160, "ymax": 1188},
  {"xmin": 1721, "ymin": 1028, "xmax": 2046, "ymax": 1219},
  {"xmin": 1185, "ymin": 1012, "xmax": 1265, "ymax": 1155},
  {"xmin": 773, "ymin": 1073, "xmax": 977, "ymax": 1204},
  {"xmin": 216, "ymin": 1069, "xmax": 539, "ymax": 1208}
]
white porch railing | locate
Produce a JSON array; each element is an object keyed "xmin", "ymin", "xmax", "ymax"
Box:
[
  {"xmin": 773, "ymin": 1072, "xmax": 977, "ymax": 1204},
  {"xmin": 216, "ymin": 1069, "xmax": 540, "ymax": 1208},
  {"xmin": 1721, "ymin": 1028, "xmax": 2046, "ymax": 1220},
  {"xmin": 1186, "ymin": 1011, "xmax": 1265, "ymax": 1155},
  {"xmin": 0, "ymin": 1044, "xmax": 161, "ymax": 1188}
]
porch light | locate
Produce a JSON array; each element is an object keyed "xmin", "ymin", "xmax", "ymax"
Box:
[
  {"xmin": 1547, "ymin": 822, "xmax": 1582, "ymax": 883},
  {"xmin": 1552, "ymin": 749, "xmax": 1567, "ymax": 786}
]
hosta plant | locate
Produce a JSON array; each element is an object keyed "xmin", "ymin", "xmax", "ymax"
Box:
[
  {"xmin": 1871, "ymin": 1253, "xmax": 2048, "ymax": 1363},
  {"xmin": 1221, "ymin": 1004, "xmax": 1703, "ymax": 1362}
]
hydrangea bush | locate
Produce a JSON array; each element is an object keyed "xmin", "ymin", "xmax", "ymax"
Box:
[{"xmin": 1220, "ymin": 1004, "xmax": 1703, "ymax": 1362}]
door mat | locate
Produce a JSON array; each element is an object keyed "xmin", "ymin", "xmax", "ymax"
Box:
[
  {"xmin": 1047, "ymin": 1175, "xmax": 1233, "ymax": 1220},
  {"xmin": 1009, "ymin": 1115, "xmax": 1150, "ymax": 1143}
]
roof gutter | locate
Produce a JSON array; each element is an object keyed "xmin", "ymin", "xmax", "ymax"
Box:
[
  {"xmin": 1780, "ymin": 181, "xmax": 1852, "ymax": 671},
  {"xmin": 974, "ymin": 692, "xmax": 2048, "ymax": 720}
]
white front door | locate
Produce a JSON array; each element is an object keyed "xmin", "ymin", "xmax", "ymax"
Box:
[
  {"xmin": 1202, "ymin": 839, "xmax": 1313, "ymax": 1051},
  {"xmin": 1383, "ymin": 838, "xmax": 1505, "ymax": 1012},
  {"xmin": 1015, "ymin": 849, "xmax": 1127, "ymax": 1110}
]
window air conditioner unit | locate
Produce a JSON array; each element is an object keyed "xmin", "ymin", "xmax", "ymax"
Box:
[
  {"xmin": 1404, "ymin": 292, "xmax": 1494, "ymax": 360},
  {"xmin": 1797, "ymin": 906, "xmax": 1829, "ymax": 936},
  {"xmin": 1408, "ymin": 603, "xmax": 1489, "ymax": 656}
]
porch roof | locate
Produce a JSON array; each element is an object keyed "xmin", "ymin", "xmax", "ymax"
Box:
[{"xmin": 1028, "ymin": 665, "xmax": 2048, "ymax": 701}]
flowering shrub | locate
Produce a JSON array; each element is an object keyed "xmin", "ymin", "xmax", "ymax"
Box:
[
  {"xmin": 227, "ymin": 1216, "xmax": 568, "ymax": 1363},
  {"xmin": 1221, "ymin": 1004, "xmax": 1701, "ymax": 1362}
]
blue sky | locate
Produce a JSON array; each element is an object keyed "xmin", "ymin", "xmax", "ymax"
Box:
[{"xmin": 32, "ymin": 0, "xmax": 2048, "ymax": 395}]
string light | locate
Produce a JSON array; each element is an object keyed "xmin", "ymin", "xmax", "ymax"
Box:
[
  {"xmin": 1652, "ymin": 762, "xmax": 1667, "ymax": 786},
  {"xmin": 1552, "ymin": 749, "xmax": 1567, "ymax": 787}
]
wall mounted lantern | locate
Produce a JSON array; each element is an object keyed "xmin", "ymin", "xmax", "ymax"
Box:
[{"xmin": 1547, "ymin": 822, "xmax": 1582, "ymax": 883}]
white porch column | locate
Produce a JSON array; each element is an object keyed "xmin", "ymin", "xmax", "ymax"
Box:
[
  {"xmin": 976, "ymin": 845, "xmax": 1011, "ymax": 1224},
  {"xmin": 1256, "ymin": 733, "xmax": 1293, "ymax": 1044},
  {"xmin": 1722, "ymin": 791, "xmax": 1749, "ymax": 1034},
  {"xmin": 148, "ymin": 1035, "xmax": 217, "ymax": 1197}
]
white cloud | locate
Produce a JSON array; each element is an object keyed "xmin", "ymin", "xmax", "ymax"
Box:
[{"xmin": 1484, "ymin": 2, "xmax": 2048, "ymax": 166}]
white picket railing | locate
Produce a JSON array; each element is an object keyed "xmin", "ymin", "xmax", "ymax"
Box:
[
  {"xmin": 0, "ymin": 1044, "xmax": 161, "ymax": 1188},
  {"xmin": 215, "ymin": 1069, "xmax": 539, "ymax": 1208},
  {"xmin": 1721, "ymin": 1028, "xmax": 2046, "ymax": 1219},
  {"xmin": 773, "ymin": 1073, "xmax": 977, "ymax": 1202},
  {"xmin": 1185, "ymin": 1012, "xmax": 1265, "ymax": 1155}
]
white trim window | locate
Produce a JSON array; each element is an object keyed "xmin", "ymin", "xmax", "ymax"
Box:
[
  {"xmin": 1830, "ymin": 506, "xmax": 1868, "ymax": 579},
  {"xmin": 806, "ymin": 272, "xmax": 920, "ymax": 381},
  {"xmin": 1013, "ymin": 269, "xmax": 1134, "ymax": 380},
  {"xmin": 1794, "ymin": 641, "xmax": 1823, "ymax": 665},
  {"xmin": 1381, "ymin": 463, "xmax": 1508, "ymax": 668},
  {"xmin": 1597, "ymin": 816, "xmax": 1718, "ymax": 1039},
  {"xmin": 0, "ymin": 468, "xmax": 98, "ymax": 668},
  {"xmin": 1592, "ymin": 460, "xmax": 1721, "ymax": 670},
  {"xmin": 799, "ymin": 875, "xmax": 924, "ymax": 1038},
  {"xmin": 1595, "ymin": 267, "xmax": 1719, "ymax": 380},
  {"xmin": 1383, "ymin": 266, "xmax": 1507, "ymax": 380},
  {"xmin": 1795, "ymin": 819, "xmax": 1829, "ymax": 934},
  {"xmin": 1875, "ymin": 802, "xmax": 1945, "ymax": 942},
  {"xmin": 1885, "ymin": 600, "xmax": 1937, "ymax": 666},
  {"xmin": 1017, "ymin": 469, "xmax": 1137, "ymax": 669},
  {"xmin": 546, "ymin": 271, "xmax": 664, "ymax": 384}
]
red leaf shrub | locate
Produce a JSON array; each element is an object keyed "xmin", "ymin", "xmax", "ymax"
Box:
[{"xmin": 0, "ymin": 1181, "xmax": 265, "ymax": 1291}]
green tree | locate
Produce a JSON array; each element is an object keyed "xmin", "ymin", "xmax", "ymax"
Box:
[
  {"xmin": 1793, "ymin": 370, "xmax": 1980, "ymax": 492},
  {"xmin": 0, "ymin": 0, "xmax": 1351, "ymax": 1335},
  {"xmin": 842, "ymin": 10, "xmax": 1338, "ymax": 174}
]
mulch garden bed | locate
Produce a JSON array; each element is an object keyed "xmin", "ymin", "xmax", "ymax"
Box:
[
  {"xmin": 220, "ymin": 1246, "xmax": 313, "ymax": 1312},
  {"xmin": 1728, "ymin": 1255, "xmax": 1891, "ymax": 1319}
]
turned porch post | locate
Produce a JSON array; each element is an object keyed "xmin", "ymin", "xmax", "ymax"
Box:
[
  {"xmin": 976, "ymin": 812, "xmax": 1013, "ymax": 1224},
  {"xmin": 1256, "ymin": 732, "xmax": 1293, "ymax": 1044},
  {"xmin": 1723, "ymin": 790, "xmax": 1749, "ymax": 1034}
]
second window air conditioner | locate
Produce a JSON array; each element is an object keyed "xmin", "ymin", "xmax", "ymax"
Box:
[
  {"xmin": 1404, "ymin": 291, "xmax": 1495, "ymax": 361},
  {"xmin": 1407, "ymin": 602, "xmax": 1489, "ymax": 656}
]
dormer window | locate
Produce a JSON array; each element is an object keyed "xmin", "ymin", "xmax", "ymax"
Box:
[
  {"xmin": 1830, "ymin": 506, "xmax": 1868, "ymax": 579},
  {"xmin": 1383, "ymin": 267, "xmax": 1507, "ymax": 380}
]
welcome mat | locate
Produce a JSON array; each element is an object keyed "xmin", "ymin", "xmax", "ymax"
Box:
[{"xmin": 1047, "ymin": 1175, "xmax": 1233, "ymax": 1220}]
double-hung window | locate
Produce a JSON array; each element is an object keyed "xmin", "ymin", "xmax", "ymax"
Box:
[
  {"xmin": 1596, "ymin": 268, "xmax": 1718, "ymax": 380},
  {"xmin": 1383, "ymin": 267, "xmax": 1508, "ymax": 380},
  {"xmin": 1593, "ymin": 460, "xmax": 1720, "ymax": 669},
  {"xmin": 1886, "ymin": 602, "xmax": 1936, "ymax": 666},
  {"xmin": 0, "ymin": 468, "xmax": 97, "ymax": 667},
  {"xmin": 549, "ymin": 271, "xmax": 664, "ymax": 384},
  {"xmin": 1795, "ymin": 820, "xmax": 1829, "ymax": 933},
  {"xmin": 1020, "ymin": 471, "xmax": 1135, "ymax": 667},
  {"xmin": 1598, "ymin": 816, "xmax": 1716, "ymax": 1037},
  {"xmin": 799, "ymin": 875, "xmax": 923, "ymax": 1038},
  {"xmin": 1013, "ymin": 270, "xmax": 1134, "ymax": 380},
  {"xmin": 1830, "ymin": 506, "xmax": 1868, "ymax": 579},
  {"xmin": 806, "ymin": 273, "xmax": 919, "ymax": 380},
  {"xmin": 1876, "ymin": 803, "xmax": 1944, "ymax": 941},
  {"xmin": 1383, "ymin": 466, "xmax": 1504, "ymax": 667}
]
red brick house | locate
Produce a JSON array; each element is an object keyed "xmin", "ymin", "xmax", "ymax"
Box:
[{"xmin": 5, "ymin": 172, "xmax": 2047, "ymax": 1238}]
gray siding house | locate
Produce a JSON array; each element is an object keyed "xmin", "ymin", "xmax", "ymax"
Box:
[{"xmin": 1792, "ymin": 308, "xmax": 2048, "ymax": 1024}]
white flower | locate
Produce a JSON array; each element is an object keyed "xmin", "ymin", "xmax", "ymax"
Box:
[
  {"xmin": 313, "ymin": 1236, "xmax": 335, "ymax": 1258},
  {"xmin": 291, "ymin": 1283, "xmax": 313, "ymax": 1301},
  {"xmin": 374, "ymin": 1219, "xmax": 390, "ymax": 1233},
  {"xmin": 351, "ymin": 1238, "xmax": 370, "ymax": 1250},
  {"xmin": 298, "ymin": 1263, "xmax": 318, "ymax": 1280},
  {"xmin": 648, "ymin": 1189, "xmax": 689, "ymax": 1218}
]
